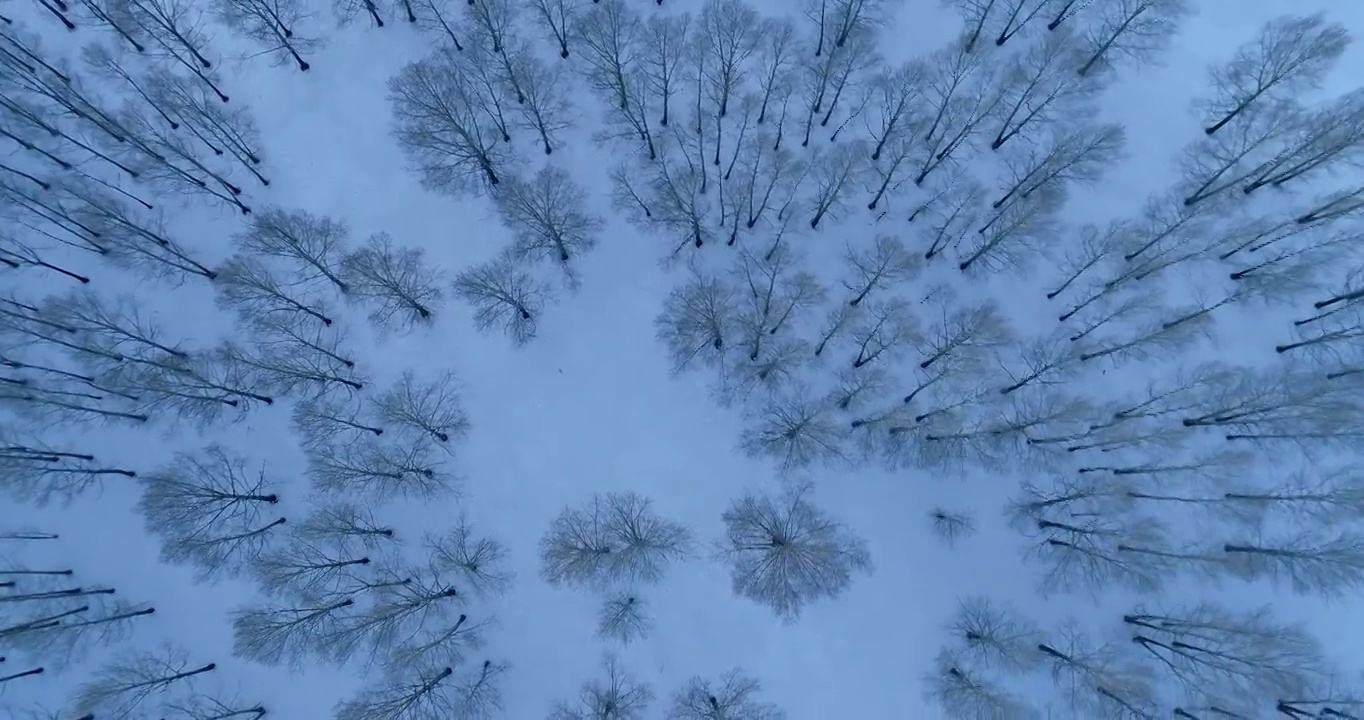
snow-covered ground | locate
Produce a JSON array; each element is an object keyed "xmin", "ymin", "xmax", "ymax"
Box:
[{"xmin": 4, "ymin": 0, "xmax": 1364, "ymax": 717}]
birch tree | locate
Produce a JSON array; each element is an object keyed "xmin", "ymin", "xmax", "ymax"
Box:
[
  {"xmin": 1224, "ymin": 531, "xmax": 1364, "ymax": 598},
  {"xmin": 335, "ymin": 665, "xmax": 462, "ymax": 720},
  {"xmin": 427, "ymin": 517, "xmax": 511, "ymax": 598},
  {"xmin": 231, "ymin": 595, "xmax": 360, "ymax": 668},
  {"xmin": 737, "ymin": 391, "xmax": 845, "ymax": 472},
  {"xmin": 528, "ymin": 0, "xmax": 577, "ymax": 59},
  {"xmin": 988, "ymin": 28, "xmax": 1099, "ymax": 150},
  {"xmin": 1, "ymin": 598, "xmax": 154, "ymax": 671},
  {"xmin": 0, "ymin": 435, "xmax": 137, "ymax": 504},
  {"xmin": 717, "ymin": 482, "xmax": 871, "ymax": 621},
  {"xmin": 572, "ymin": 0, "xmax": 644, "ymax": 113},
  {"xmin": 1199, "ymin": 13, "xmax": 1350, "ymax": 136},
  {"xmin": 307, "ymin": 432, "xmax": 452, "ymax": 502},
  {"xmin": 1037, "ymin": 626, "xmax": 1159, "ymax": 716},
  {"xmin": 654, "ymin": 270, "xmax": 738, "ymax": 374},
  {"xmin": 924, "ymin": 650, "xmax": 1032, "ymax": 720},
  {"xmin": 918, "ymin": 292, "xmax": 1013, "ymax": 371},
  {"xmin": 216, "ymin": 253, "xmax": 334, "ymax": 326},
  {"xmin": 597, "ymin": 592, "xmax": 651, "ymax": 645},
  {"xmin": 138, "ymin": 444, "xmax": 285, "ymax": 580},
  {"xmin": 373, "ymin": 370, "xmax": 469, "ymax": 445},
  {"xmin": 1243, "ymin": 88, "xmax": 1364, "ymax": 194}
]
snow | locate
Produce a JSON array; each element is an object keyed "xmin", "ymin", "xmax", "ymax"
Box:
[{"xmin": 4, "ymin": 0, "xmax": 1364, "ymax": 717}]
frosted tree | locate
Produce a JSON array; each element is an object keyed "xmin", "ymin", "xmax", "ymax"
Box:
[
  {"xmin": 1199, "ymin": 13, "xmax": 1350, "ymax": 135},
  {"xmin": 216, "ymin": 254, "xmax": 334, "ymax": 326},
  {"xmin": 495, "ymin": 165, "xmax": 603, "ymax": 278},
  {"xmin": 654, "ymin": 270, "xmax": 738, "ymax": 373},
  {"xmin": 596, "ymin": 592, "xmax": 651, "ymax": 645},
  {"xmin": 550, "ymin": 654, "xmax": 653, "ymax": 720},
  {"xmin": 738, "ymin": 391, "xmax": 845, "ymax": 472},
  {"xmin": 213, "ymin": 0, "xmax": 316, "ymax": 70},
  {"xmin": 427, "ymin": 517, "xmax": 511, "ymax": 598},
  {"xmin": 1122, "ymin": 603, "xmax": 1325, "ymax": 711},
  {"xmin": 74, "ymin": 645, "xmax": 217, "ymax": 720},
  {"xmin": 924, "ymin": 650, "xmax": 1033, "ymax": 720},
  {"xmin": 667, "ymin": 668, "xmax": 785, "ymax": 720},
  {"xmin": 452, "ymin": 252, "xmax": 549, "ymax": 345},
  {"xmin": 138, "ymin": 444, "xmax": 285, "ymax": 580},
  {"xmin": 341, "ymin": 232, "xmax": 444, "ymax": 332},
  {"xmin": 928, "ymin": 508, "xmax": 976, "ymax": 548},
  {"xmin": 539, "ymin": 490, "xmax": 692, "ymax": 589},
  {"xmin": 1077, "ymin": 0, "xmax": 1190, "ymax": 76},
  {"xmin": 717, "ymin": 482, "xmax": 871, "ymax": 621},
  {"xmin": 234, "ymin": 207, "xmax": 351, "ymax": 292},
  {"xmin": 307, "ymin": 433, "xmax": 451, "ymax": 502},
  {"xmin": 389, "ymin": 48, "xmax": 513, "ymax": 194}
]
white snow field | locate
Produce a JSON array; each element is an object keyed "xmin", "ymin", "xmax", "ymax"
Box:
[{"xmin": 3, "ymin": 0, "xmax": 1364, "ymax": 718}]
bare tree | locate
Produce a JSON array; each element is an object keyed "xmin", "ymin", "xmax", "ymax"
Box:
[
  {"xmin": 596, "ymin": 592, "xmax": 651, "ymax": 645},
  {"xmin": 1122, "ymin": 602, "xmax": 1324, "ymax": 711},
  {"xmin": 336, "ymin": 665, "xmax": 462, "ymax": 720},
  {"xmin": 495, "ymin": 165, "xmax": 603, "ymax": 278},
  {"xmin": 307, "ymin": 432, "xmax": 452, "ymax": 502},
  {"xmin": 1037, "ymin": 626, "xmax": 1159, "ymax": 716},
  {"xmin": 641, "ymin": 11, "xmax": 690, "ymax": 127},
  {"xmin": 654, "ymin": 269, "xmax": 738, "ymax": 374},
  {"xmin": 2, "ymin": 598, "xmax": 154, "ymax": 671},
  {"xmin": 1177, "ymin": 98, "xmax": 1298, "ymax": 208},
  {"xmin": 340, "ymin": 232, "xmax": 444, "ymax": 332},
  {"xmin": 667, "ymin": 668, "xmax": 785, "ymax": 720},
  {"xmin": 919, "ymin": 292, "xmax": 1013, "ymax": 370},
  {"xmin": 138, "ymin": 444, "xmax": 284, "ymax": 580},
  {"xmin": 1199, "ymin": 13, "xmax": 1350, "ymax": 135},
  {"xmin": 145, "ymin": 68, "xmax": 268, "ymax": 183},
  {"xmin": 253, "ymin": 532, "xmax": 372, "ymax": 601},
  {"xmin": 924, "ymin": 649, "xmax": 1032, "ymax": 720},
  {"xmin": 510, "ymin": 49, "xmax": 573, "ymax": 153},
  {"xmin": 294, "ymin": 500, "xmax": 395, "ymax": 551},
  {"xmin": 333, "ymin": 0, "xmax": 385, "ymax": 26},
  {"xmin": 230, "ymin": 595, "xmax": 358, "ymax": 668},
  {"xmin": 1215, "ymin": 467, "xmax": 1364, "ymax": 526},
  {"xmin": 945, "ymin": 596, "xmax": 1041, "ymax": 672},
  {"xmin": 216, "ymin": 253, "xmax": 333, "ymax": 326},
  {"xmin": 696, "ymin": 0, "xmax": 761, "ymax": 122},
  {"xmin": 1246, "ymin": 89, "xmax": 1364, "ymax": 196},
  {"xmin": 374, "ymin": 369, "xmax": 469, "ymax": 446},
  {"xmin": 838, "ymin": 235, "xmax": 920, "ymax": 307},
  {"xmin": 730, "ymin": 246, "xmax": 825, "ymax": 362},
  {"xmin": 213, "ymin": 0, "xmax": 316, "ymax": 70},
  {"xmin": 1181, "ymin": 366, "xmax": 1363, "ymax": 451},
  {"xmin": 74, "ymin": 645, "xmax": 217, "ymax": 720},
  {"xmin": 527, "ymin": 0, "xmax": 577, "ymax": 58},
  {"xmin": 846, "ymin": 299, "xmax": 917, "ymax": 369},
  {"xmin": 104, "ymin": 346, "xmax": 275, "ymax": 427},
  {"xmin": 427, "ymin": 516, "xmax": 511, "ymax": 598},
  {"xmin": 234, "ymin": 207, "xmax": 350, "ymax": 292},
  {"xmin": 991, "ymin": 122, "xmax": 1124, "ymax": 218},
  {"xmin": 572, "ymin": 0, "xmax": 644, "ymax": 113},
  {"xmin": 0, "ymin": 435, "xmax": 136, "ymax": 505},
  {"xmin": 1077, "ymin": 0, "xmax": 1190, "ymax": 76},
  {"xmin": 539, "ymin": 491, "xmax": 692, "ymax": 590},
  {"xmin": 162, "ymin": 692, "xmax": 266, "ymax": 720},
  {"xmin": 452, "ymin": 251, "xmax": 549, "ymax": 345},
  {"xmin": 988, "ymin": 28, "xmax": 1099, "ymax": 150},
  {"xmin": 112, "ymin": 0, "xmax": 226, "ymax": 99},
  {"xmin": 389, "ymin": 48, "xmax": 514, "ymax": 195},
  {"xmin": 958, "ymin": 186, "xmax": 1062, "ymax": 274},
  {"xmin": 738, "ymin": 391, "xmax": 845, "ymax": 473},
  {"xmin": 717, "ymin": 482, "xmax": 871, "ymax": 621},
  {"xmin": 219, "ymin": 328, "xmax": 363, "ymax": 399},
  {"xmin": 1224, "ymin": 531, "xmax": 1364, "ymax": 598},
  {"xmin": 551, "ymin": 654, "xmax": 653, "ymax": 720},
  {"xmin": 928, "ymin": 508, "xmax": 976, "ymax": 549},
  {"xmin": 317, "ymin": 566, "xmax": 463, "ymax": 668},
  {"xmin": 995, "ymin": 328, "xmax": 1083, "ymax": 395}
]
